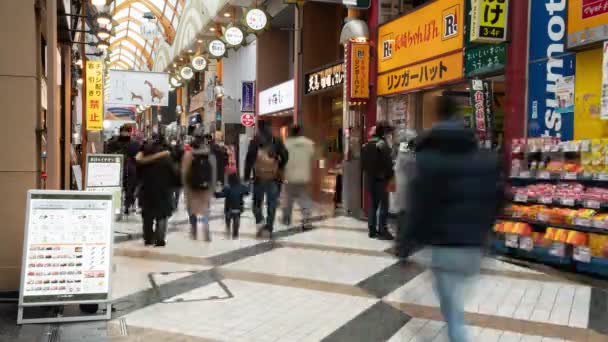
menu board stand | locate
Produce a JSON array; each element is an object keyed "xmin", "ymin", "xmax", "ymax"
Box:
[
  {"xmin": 85, "ymin": 154, "xmax": 124, "ymax": 218},
  {"xmin": 17, "ymin": 190, "xmax": 114, "ymax": 324}
]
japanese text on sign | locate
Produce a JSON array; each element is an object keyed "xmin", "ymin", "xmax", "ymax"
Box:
[
  {"xmin": 85, "ymin": 61, "xmax": 103, "ymax": 131},
  {"xmin": 305, "ymin": 63, "xmax": 345, "ymax": 95},
  {"xmin": 464, "ymin": 43, "xmax": 506, "ymax": 77},
  {"xmin": 470, "ymin": 0, "xmax": 509, "ymax": 43},
  {"xmin": 377, "ymin": 52, "xmax": 463, "ymax": 96},
  {"xmin": 350, "ymin": 43, "xmax": 370, "ymax": 99}
]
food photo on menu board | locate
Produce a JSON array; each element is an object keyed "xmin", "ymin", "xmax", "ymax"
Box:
[{"xmin": 21, "ymin": 193, "xmax": 113, "ymax": 303}]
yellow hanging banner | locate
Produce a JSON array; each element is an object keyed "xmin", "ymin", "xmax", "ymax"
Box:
[
  {"xmin": 470, "ymin": 0, "xmax": 509, "ymax": 43},
  {"xmin": 85, "ymin": 61, "xmax": 104, "ymax": 131}
]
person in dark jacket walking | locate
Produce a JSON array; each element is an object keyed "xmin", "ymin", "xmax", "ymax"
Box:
[
  {"xmin": 135, "ymin": 136, "xmax": 178, "ymax": 247},
  {"xmin": 215, "ymin": 172, "xmax": 249, "ymax": 239},
  {"xmin": 404, "ymin": 96, "xmax": 503, "ymax": 342},
  {"xmin": 244, "ymin": 125, "xmax": 288, "ymax": 238},
  {"xmin": 361, "ymin": 121, "xmax": 395, "ymax": 240}
]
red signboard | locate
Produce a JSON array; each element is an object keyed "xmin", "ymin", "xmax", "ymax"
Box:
[
  {"xmin": 583, "ymin": 0, "xmax": 608, "ymax": 19},
  {"xmin": 240, "ymin": 113, "xmax": 255, "ymax": 127}
]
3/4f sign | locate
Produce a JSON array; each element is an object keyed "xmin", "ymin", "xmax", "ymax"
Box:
[{"xmin": 470, "ymin": 0, "xmax": 509, "ymax": 43}]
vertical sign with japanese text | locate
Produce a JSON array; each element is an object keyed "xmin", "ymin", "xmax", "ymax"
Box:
[
  {"xmin": 470, "ymin": 0, "xmax": 509, "ymax": 43},
  {"xmin": 86, "ymin": 61, "xmax": 103, "ymax": 131},
  {"xmin": 349, "ymin": 43, "xmax": 370, "ymax": 100},
  {"xmin": 470, "ymin": 80, "xmax": 487, "ymax": 142},
  {"xmin": 241, "ymin": 81, "xmax": 255, "ymax": 112}
]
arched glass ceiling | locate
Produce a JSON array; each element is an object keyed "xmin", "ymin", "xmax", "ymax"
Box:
[{"xmin": 108, "ymin": 0, "xmax": 185, "ymax": 70}]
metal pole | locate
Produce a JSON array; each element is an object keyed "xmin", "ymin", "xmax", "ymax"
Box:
[
  {"xmin": 47, "ymin": 0, "xmax": 60, "ymax": 189},
  {"xmin": 80, "ymin": 3, "xmax": 88, "ymax": 182}
]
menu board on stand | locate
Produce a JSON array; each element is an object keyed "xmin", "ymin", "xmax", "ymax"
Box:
[
  {"xmin": 17, "ymin": 190, "xmax": 114, "ymax": 324},
  {"xmin": 85, "ymin": 154, "xmax": 124, "ymax": 216}
]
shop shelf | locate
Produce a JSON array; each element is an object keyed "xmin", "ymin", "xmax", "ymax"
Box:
[
  {"xmin": 575, "ymin": 257, "xmax": 608, "ymax": 278},
  {"xmin": 498, "ymin": 216, "xmax": 608, "ymax": 235},
  {"xmin": 509, "ymin": 195, "xmax": 608, "ymax": 210}
]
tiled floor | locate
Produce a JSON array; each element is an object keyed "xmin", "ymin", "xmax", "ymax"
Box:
[{"xmin": 2, "ymin": 202, "xmax": 607, "ymax": 342}]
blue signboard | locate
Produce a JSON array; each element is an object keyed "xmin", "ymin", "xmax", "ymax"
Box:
[
  {"xmin": 527, "ymin": 0, "xmax": 575, "ymax": 140},
  {"xmin": 241, "ymin": 81, "xmax": 255, "ymax": 113}
]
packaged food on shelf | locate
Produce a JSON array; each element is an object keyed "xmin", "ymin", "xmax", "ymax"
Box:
[{"xmin": 588, "ymin": 234, "xmax": 608, "ymax": 257}]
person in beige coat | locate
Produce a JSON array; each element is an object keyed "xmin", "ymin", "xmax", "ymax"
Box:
[
  {"xmin": 182, "ymin": 134, "xmax": 217, "ymax": 241},
  {"xmin": 282, "ymin": 126, "xmax": 315, "ymax": 229}
]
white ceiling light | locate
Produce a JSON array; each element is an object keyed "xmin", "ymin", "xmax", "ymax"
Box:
[
  {"xmin": 96, "ymin": 28, "xmax": 111, "ymax": 40},
  {"xmin": 340, "ymin": 18, "xmax": 369, "ymax": 45},
  {"xmin": 91, "ymin": 0, "xmax": 106, "ymax": 7}
]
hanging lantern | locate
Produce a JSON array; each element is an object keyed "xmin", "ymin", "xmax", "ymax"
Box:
[
  {"xmin": 191, "ymin": 55, "xmax": 208, "ymax": 71},
  {"xmin": 224, "ymin": 26, "xmax": 244, "ymax": 47}
]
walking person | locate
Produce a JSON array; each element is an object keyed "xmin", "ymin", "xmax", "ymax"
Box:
[
  {"xmin": 283, "ymin": 125, "xmax": 315, "ymax": 230},
  {"xmin": 170, "ymin": 139, "xmax": 185, "ymax": 212},
  {"xmin": 245, "ymin": 125, "xmax": 288, "ymax": 238},
  {"xmin": 182, "ymin": 132, "xmax": 217, "ymax": 241},
  {"xmin": 405, "ymin": 96, "xmax": 503, "ymax": 342},
  {"xmin": 361, "ymin": 122, "xmax": 395, "ymax": 240},
  {"xmin": 215, "ymin": 172, "xmax": 249, "ymax": 239},
  {"xmin": 135, "ymin": 134, "xmax": 177, "ymax": 247}
]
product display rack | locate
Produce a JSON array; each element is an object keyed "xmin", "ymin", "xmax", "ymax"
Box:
[{"xmin": 496, "ymin": 138, "xmax": 608, "ymax": 278}]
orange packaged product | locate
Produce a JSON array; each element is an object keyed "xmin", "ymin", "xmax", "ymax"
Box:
[
  {"xmin": 545, "ymin": 227, "xmax": 557, "ymax": 241},
  {"xmin": 554, "ymin": 229, "xmax": 569, "ymax": 242},
  {"xmin": 502, "ymin": 221, "xmax": 515, "ymax": 233},
  {"xmin": 566, "ymin": 231, "xmax": 589, "ymax": 246}
]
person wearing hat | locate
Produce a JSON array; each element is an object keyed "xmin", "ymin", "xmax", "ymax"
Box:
[{"xmin": 361, "ymin": 121, "xmax": 395, "ymax": 240}]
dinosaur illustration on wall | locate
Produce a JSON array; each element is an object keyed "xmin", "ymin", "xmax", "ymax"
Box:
[
  {"xmin": 144, "ymin": 80, "xmax": 165, "ymax": 104},
  {"xmin": 131, "ymin": 92, "xmax": 143, "ymax": 102}
]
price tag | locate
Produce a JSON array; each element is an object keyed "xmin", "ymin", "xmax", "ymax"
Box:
[
  {"xmin": 581, "ymin": 140, "xmax": 591, "ymax": 152},
  {"xmin": 598, "ymin": 173, "xmax": 608, "ymax": 181},
  {"xmin": 549, "ymin": 242, "xmax": 566, "ymax": 257},
  {"xmin": 585, "ymin": 200, "xmax": 601, "ymax": 209},
  {"xmin": 519, "ymin": 171, "xmax": 531, "ymax": 179},
  {"xmin": 505, "ymin": 234, "xmax": 519, "ymax": 248},
  {"xmin": 514, "ymin": 194, "xmax": 528, "ymax": 202},
  {"xmin": 539, "ymin": 197, "xmax": 553, "ymax": 204},
  {"xmin": 593, "ymin": 219, "xmax": 608, "ymax": 229},
  {"xmin": 512, "ymin": 212, "xmax": 523, "ymax": 218},
  {"xmin": 512, "ymin": 146, "xmax": 521, "ymax": 154},
  {"xmin": 573, "ymin": 246, "xmax": 591, "ymax": 263},
  {"xmin": 542, "ymin": 145, "xmax": 552, "ymax": 153},
  {"xmin": 528, "ymin": 146, "xmax": 539, "ymax": 153},
  {"xmin": 561, "ymin": 198, "xmax": 575, "ymax": 206},
  {"xmin": 537, "ymin": 213, "xmax": 550, "ymax": 222},
  {"xmin": 537, "ymin": 171, "xmax": 551, "ymax": 179},
  {"xmin": 574, "ymin": 218, "xmax": 592, "ymax": 227},
  {"xmin": 563, "ymin": 172, "xmax": 578, "ymax": 180},
  {"xmin": 519, "ymin": 236, "xmax": 534, "ymax": 251},
  {"xmin": 582, "ymin": 171, "xmax": 594, "ymax": 179}
]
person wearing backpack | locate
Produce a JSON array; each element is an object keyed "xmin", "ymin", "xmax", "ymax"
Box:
[
  {"xmin": 182, "ymin": 132, "xmax": 217, "ymax": 241},
  {"xmin": 361, "ymin": 121, "xmax": 395, "ymax": 241},
  {"xmin": 245, "ymin": 125, "xmax": 288, "ymax": 238}
]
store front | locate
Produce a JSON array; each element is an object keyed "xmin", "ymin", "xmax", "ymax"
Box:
[{"xmin": 258, "ymin": 79, "xmax": 295, "ymax": 139}]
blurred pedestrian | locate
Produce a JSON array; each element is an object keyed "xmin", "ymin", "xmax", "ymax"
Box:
[
  {"xmin": 245, "ymin": 125, "xmax": 288, "ymax": 238},
  {"xmin": 170, "ymin": 139, "xmax": 185, "ymax": 212},
  {"xmin": 361, "ymin": 121, "xmax": 395, "ymax": 240},
  {"xmin": 215, "ymin": 172, "xmax": 249, "ymax": 239},
  {"xmin": 135, "ymin": 134, "xmax": 178, "ymax": 247},
  {"xmin": 182, "ymin": 131, "xmax": 217, "ymax": 241},
  {"xmin": 405, "ymin": 96, "xmax": 503, "ymax": 342},
  {"xmin": 283, "ymin": 125, "xmax": 315, "ymax": 230},
  {"xmin": 394, "ymin": 129, "xmax": 418, "ymax": 258}
]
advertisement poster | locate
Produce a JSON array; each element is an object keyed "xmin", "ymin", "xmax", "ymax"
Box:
[
  {"xmin": 470, "ymin": 80, "xmax": 488, "ymax": 142},
  {"xmin": 85, "ymin": 61, "xmax": 103, "ymax": 131},
  {"xmin": 527, "ymin": 0, "xmax": 575, "ymax": 140},
  {"xmin": 107, "ymin": 70, "xmax": 170, "ymax": 106},
  {"xmin": 241, "ymin": 81, "xmax": 255, "ymax": 112},
  {"xmin": 20, "ymin": 191, "xmax": 113, "ymax": 304},
  {"xmin": 555, "ymin": 76, "xmax": 575, "ymax": 114},
  {"xmin": 602, "ymin": 41, "xmax": 608, "ymax": 120},
  {"xmin": 85, "ymin": 154, "xmax": 123, "ymax": 214}
]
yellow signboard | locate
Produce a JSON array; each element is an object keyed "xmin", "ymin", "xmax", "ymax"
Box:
[
  {"xmin": 377, "ymin": 52, "xmax": 463, "ymax": 96},
  {"xmin": 85, "ymin": 61, "xmax": 103, "ymax": 131},
  {"xmin": 377, "ymin": 0, "xmax": 464, "ymax": 74},
  {"xmin": 470, "ymin": 0, "xmax": 509, "ymax": 43},
  {"xmin": 568, "ymin": 0, "xmax": 608, "ymax": 48},
  {"xmin": 350, "ymin": 42, "xmax": 370, "ymax": 99}
]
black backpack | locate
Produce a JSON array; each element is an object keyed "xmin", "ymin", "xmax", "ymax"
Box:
[{"xmin": 190, "ymin": 154, "xmax": 212, "ymax": 190}]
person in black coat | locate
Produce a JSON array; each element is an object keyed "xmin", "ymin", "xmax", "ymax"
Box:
[
  {"xmin": 135, "ymin": 137, "xmax": 178, "ymax": 247},
  {"xmin": 403, "ymin": 96, "xmax": 503, "ymax": 342},
  {"xmin": 244, "ymin": 126, "xmax": 288, "ymax": 238}
]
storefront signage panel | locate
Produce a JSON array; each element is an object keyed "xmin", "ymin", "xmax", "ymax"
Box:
[
  {"xmin": 377, "ymin": 52, "xmax": 463, "ymax": 96},
  {"xmin": 469, "ymin": 79, "xmax": 494, "ymax": 146},
  {"xmin": 470, "ymin": 0, "xmax": 509, "ymax": 43},
  {"xmin": 241, "ymin": 81, "xmax": 255, "ymax": 112},
  {"xmin": 527, "ymin": 0, "xmax": 574, "ymax": 140},
  {"xmin": 349, "ymin": 43, "xmax": 370, "ymax": 99},
  {"xmin": 19, "ymin": 191, "xmax": 113, "ymax": 305},
  {"xmin": 85, "ymin": 61, "xmax": 103, "ymax": 131},
  {"xmin": 305, "ymin": 63, "xmax": 345, "ymax": 95},
  {"xmin": 464, "ymin": 43, "xmax": 506, "ymax": 77},
  {"xmin": 568, "ymin": 0, "xmax": 608, "ymax": 48},
  {"xmin": 85, "ymin": 154, "xmax": 124, "ymax": 215},
  {"xmin": 377, "ymin": 0, "xmax": 464, "ymax": 74},
  {"xmin": 259, "ymin": 80, "xmax": 294, "ymax": 115}
]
